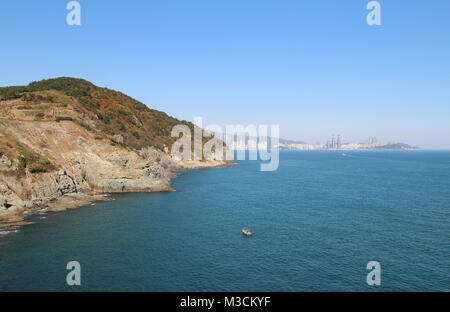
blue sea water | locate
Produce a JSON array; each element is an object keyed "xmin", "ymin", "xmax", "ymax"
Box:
[{"xmin": 0, "ymin": 151, "xmax": 449, "ymax": 292}]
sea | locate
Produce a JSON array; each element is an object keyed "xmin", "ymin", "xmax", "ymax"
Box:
[{"xmin": 0, "ymin": 151, "xmax": 449, "ymax": 291}]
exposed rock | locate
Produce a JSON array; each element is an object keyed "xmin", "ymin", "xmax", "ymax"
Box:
[
  {"xmin": 56, "ymin": 170, "xmax": 77, "ymax": 195},
  {"xmin": 0, "ymin": 155, "xmax": 12, "ymax": 167},
  {"xmin": 112, "ymin": 134, "xmax": 124, "ymax": 144},
  {"xmin": 0, "ymin": 122, "xmax": 233, "ymax": 226}
]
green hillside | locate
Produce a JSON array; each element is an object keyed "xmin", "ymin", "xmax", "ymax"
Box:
[{"xmin": 0, "ymin": 77, "xmax": 197, "ymax": 151}]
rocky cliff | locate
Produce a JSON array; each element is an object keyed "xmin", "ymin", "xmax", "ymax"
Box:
[{"xmin": 0, "ymin": 78, "xmax": 231, "ymax": 229}]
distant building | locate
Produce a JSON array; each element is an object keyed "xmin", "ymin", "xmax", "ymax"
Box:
[
  {"xmin": 368, "ymin": 137, "xmax": 377, "ymax": 145},
  {"xmin": 337, "ymin": 135, "xmax": 342, "ymax": 149},
  {"xmin": 331, "ymin": 135, "xmax": 336, "ymax": 149}
]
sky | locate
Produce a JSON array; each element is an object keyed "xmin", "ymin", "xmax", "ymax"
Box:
[{"xmin": 1, "ymin": 0, "xmax": 449, "ymax": 149}]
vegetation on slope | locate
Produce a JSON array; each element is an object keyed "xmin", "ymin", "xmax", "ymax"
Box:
[
  {"xmin": 373, "ymin": 143, "xmax": 418, "ymax": 150},
  {"xmin": 0, "ymin": 77, "xmax": 198, "ymax": 151},
  {"xmin": 0, "ymin": 77, "xmax": 217, "ymax": 176},
  {"xmin": 0, "ymin": 128, "xmax": 56, "ymax": 175}
]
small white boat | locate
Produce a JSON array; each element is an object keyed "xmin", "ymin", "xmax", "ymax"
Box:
[{"xmin": 242, "ymin": 229, "xmax": 252, "ymax": 236}]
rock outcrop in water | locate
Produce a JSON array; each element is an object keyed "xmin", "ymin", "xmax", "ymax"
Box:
[{"xmin": 0, "ymin": 78, "xmax": 232, "ymax": 227}]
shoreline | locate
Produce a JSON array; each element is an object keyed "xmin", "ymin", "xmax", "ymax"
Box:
[{"xmin": 0, "ymin": 160, "xmax": 236, "ymax": 235}]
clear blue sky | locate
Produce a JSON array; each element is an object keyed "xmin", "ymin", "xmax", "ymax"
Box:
[{"xmin": 1, "ymin": 0, "xmax": 449, "ymax": 148}]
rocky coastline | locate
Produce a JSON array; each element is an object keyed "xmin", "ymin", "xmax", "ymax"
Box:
[
  {"xmin": 0, "ymin": 145, "xmax": 234, "ymax": 232},
  {"xmin": 0, "ymin": 78, "xmax": 236, "ymax": 234}
]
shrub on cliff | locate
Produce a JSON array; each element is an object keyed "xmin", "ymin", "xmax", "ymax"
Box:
[
  {"xmin": 55, "ymin": 116, "xmax": 73, "ymax": 122},
  {"xmin": 17, "ymin": 148, "xmax": 56, "ymax": 174}
]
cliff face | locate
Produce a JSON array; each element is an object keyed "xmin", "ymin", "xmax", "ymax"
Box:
[{"xmin": 0, "ymin": 78, "xmax": 230, "ymax": 227}]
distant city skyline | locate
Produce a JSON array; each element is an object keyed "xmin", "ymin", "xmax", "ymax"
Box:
[
  {"xmin": 226, "ymin": 134, "xmax": 419, "ymax": 151},
  {"xmin": 1, "ymin": 0, "xmax": 449, "ymax": 149}
]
